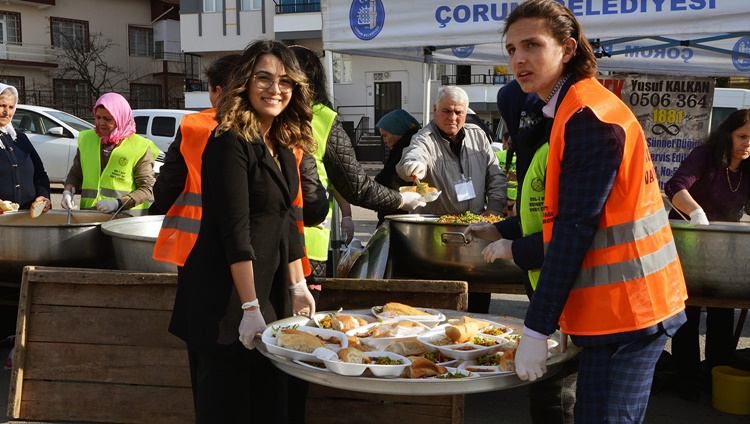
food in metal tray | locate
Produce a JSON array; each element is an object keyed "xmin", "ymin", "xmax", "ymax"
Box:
[{"xmin": 436, "ymin": 211, "xmax": 503, "ymax": 224}]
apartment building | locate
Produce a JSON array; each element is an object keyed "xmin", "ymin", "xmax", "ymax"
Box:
[
  {"xmin": 179, "ymin": 0, "xmax": 504, "ymax": 144},
  {"xmin": 0, "ymin": 0, "xmax": 186, "ymax": 120}
]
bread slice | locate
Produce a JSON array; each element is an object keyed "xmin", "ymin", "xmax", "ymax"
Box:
[
  {"xmin": 30, "ymin": 199, "xmax": 46, "ymax": 218},
  {"xmin": 384, "ymin": 339, "xmax": 428, "ymax": 357},
  {"xmin": 276, "ymin": 329, "xmax": 327, "ymax": 353},
  {"xmin": 408, "ymin": 357, "xmax": 448, "ymax": 379},
  {"xmin": 0, "ymin": 200, "xmax": 19, "ymax": 212},
  {"xmin": 382, "ymin": 302, "xmax": 432, "ymax": 316},
  {"xmin": 337, "ymin": 347, "xmax": 371, "ymax": 364},
  {"xmin": 330, "ymin": 315, "xmax": 369, "ymax": 332},
  {"xmin": 500, "ymin": 348, "xmax": 517, "ymax": 372}
]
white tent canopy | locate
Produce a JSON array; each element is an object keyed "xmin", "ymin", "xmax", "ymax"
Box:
[{"xmin": 323, "ymin": 1, "xmax": 750, "ymax": 72}]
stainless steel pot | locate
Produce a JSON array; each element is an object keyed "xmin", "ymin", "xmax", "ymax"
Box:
[
  {"xmin": 670, "ymin": 220, "xmax": 750, "ymax": 299},
  {"xmin": 386, "ymin": 214, "xmax": 525, "ymax": 283},
  {"xmin": 0, "ymin": 210, "xmax": 118, "ymax": 279},
  {"xmin": 100, "ymin": 215, "xmax": 177, "ymax": 273}
]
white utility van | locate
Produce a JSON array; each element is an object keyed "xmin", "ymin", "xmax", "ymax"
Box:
[
  {"xmin": 711, "ymin": 88, "xmax": 750, "ymax": 132},
  {"xmin": 133, "ymin": 109, "xmax": 197, "ymax": 152}
]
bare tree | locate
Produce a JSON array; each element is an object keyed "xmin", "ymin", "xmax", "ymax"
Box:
[{"xmin": 51, "ymin": 31, "xmax": 133, "ymax": 101}]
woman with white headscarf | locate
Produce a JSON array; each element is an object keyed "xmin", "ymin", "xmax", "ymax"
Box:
[{"xmin": 0, "ymin": 82, "xmax": 51, "ymax": 212}]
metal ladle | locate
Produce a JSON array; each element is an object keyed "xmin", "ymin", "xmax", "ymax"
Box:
[
  {"xmin": 66, "ymin": 187, "xmax": 75, "ymax": 225},
  {"xmin": 108, "ymin": 197, "xmax": 132, "ymax": 221}
]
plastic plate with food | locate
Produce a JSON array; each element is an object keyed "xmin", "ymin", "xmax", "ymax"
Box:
[
  {"xmin": 416, "ymin": 327, "xmax": 509, "ymax": 360},
  {"xmin": 430, "ymin": 367, "xmax": 479, "ymax": 380},
  {"xmin": 292, "ymin": 359, "xmax": 330, "ymax": 372},
  {"xmin": 456, "ymin": 354, "xmax": 514, "ymax": 376},
  {"xmin": 312, "ymin": 311, "xmax": 378, "ymax": 331},
  {"xmin": 399, "ymin": 185, "xmax": 442, "ymax": 203},
  {"xmin": 261, "ymin": 325, "xmax": 348, "ymax": 362},
  {"xmin": 320, "ymin": 349, "xmax": 411, "ymax": 378},
  {"xmin": 346, "ymin": 319, "xmax": 431, "ymax": 351},
  {"xmin": 445, "ymin": 316, "xmax": 514, "ymax": 338},
  {"xmin": 371, "ymin": 305, "xmax": 445, "ymax": 328}
]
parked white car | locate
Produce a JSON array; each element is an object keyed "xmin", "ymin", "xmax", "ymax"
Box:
[
  {"xmin": 133, "ymin": 109, "xmax": 197, "ymax": 152},
  {"xmin": 12, "ymin": 104, "xmax": 94, "ymax": 184}
]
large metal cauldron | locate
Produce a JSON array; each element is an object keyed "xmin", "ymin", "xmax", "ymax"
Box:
[
  {"xmin": 386, "ymin": 214, "xmax": 525, "ymax": 282},
  {"xmin": 670, "ymin": 219, "xmax": 750, "ymax": 299},
  {"xmin": 0, "ymin": 210, "xmax": 118, "ymax": 279},
  {"xmin": 100, "ymin": 215, "xmax": 177, "ymax": 273}
]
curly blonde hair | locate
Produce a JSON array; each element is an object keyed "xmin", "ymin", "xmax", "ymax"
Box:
[{"xmin": 214, "ymin": 39, "xmax": 315, "ymax": 154}]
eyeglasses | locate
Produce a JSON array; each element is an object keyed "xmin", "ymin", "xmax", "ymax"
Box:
[{"xmin": 252, "ymin": 74, "xmax": 296, "ymax": 93}]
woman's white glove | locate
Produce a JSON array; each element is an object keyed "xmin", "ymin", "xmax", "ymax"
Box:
[
  {"xmin": 482, "ymin": 239, "xmax": 513, "ymax": 262},
  {"xmin": 404, "ymin": 161, "xmax": 427, "ymax": 181},
  {"xmin": 399, "ymin": 192, "xmax": 426, "ymax": 211},
  {"xmin": 340, "ymin": 216, "xmax": 355, "ymax": 244},
  {"xmin": 515, "ymin": 332, "xmax": 549, "ymax": 381},
  {"xmin": 238, "ymin": 307, "xmax": 266, "ymax": 350},
  {"xmin": 689, "ymin": 208, "xmax": 709, "ymax": 225},
  {"xmin": 289, "ymin": 279, "xmax": 315, "ymax": 318},
  {"xmin": 61, "ymin": 190, "xmax": 77, "ymax": 210},
  {"xmin": 464, "ymin": 222, "xmax": 501, "ymax": 243},
  {"xmin": 96, "ymin": 199, "xmax": 119, "ymax": 213}
]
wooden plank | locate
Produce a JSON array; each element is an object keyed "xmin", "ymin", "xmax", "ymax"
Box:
[
  {"xmin": 28, "ymin": 280, "xmax": 176, "ymax": 310},
  {"xmin": 8, "ymin": 267, "xmax": 31, "ymax": 418},
  {"xmin": 23, "ymin": 342, "xmax": 190, "ymax": 387},
  {"xmin": 24, "ymin": 266, "xmax": 176, "ymax": 285},
  {"xmin": 17, "ymin": 380, "xmax": 193, "ymax": 423},
  {"xmin": 320, "ymin": 279, "xmax": 469, "ymax": 312},
  {"xmin": 25, "ymin": 305, "xmax": 183, "ymax": 348},
  {"xmin": 306, "ymin": 384, "xmax": 463, "ymax": 424},
  {"xmin": 466, "ymin": 281, "xmax": 526, "ymax": 295}
]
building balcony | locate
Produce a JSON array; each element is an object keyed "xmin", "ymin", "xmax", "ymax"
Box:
[
  {"xmin": 274, "ymin": 1, "xmax": 320, "ymax": 14},
  {"xmin": 273, "ymin": 1, "xmax": 321, "ymax": 39},
  {"xmin": 0, "ymin": 42, "xmax": 57, "ymax": 68}
]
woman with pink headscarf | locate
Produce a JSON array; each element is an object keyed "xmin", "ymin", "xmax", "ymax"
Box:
[{"xmin": 61, "ymin": 93, "xmax": 160, "ymax": 215}]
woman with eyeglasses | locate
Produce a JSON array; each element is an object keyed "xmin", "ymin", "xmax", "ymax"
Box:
[{"xmin": 167, "ymin": 39, "xmax": 316, "ymax": 423}]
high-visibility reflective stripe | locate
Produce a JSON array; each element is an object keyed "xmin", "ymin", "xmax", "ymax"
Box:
[
  {"xmin": 574, "ymin": 240, "xmax": 679, "ymax": 289},
  {"xmin": 588, "ymin": 208, "xmax": 669, "ymax": 251},
  {"xmin": 172, "ymin": 192, "xmax": 202, "ymax": 207},
  {"xmin": 80, "ymin": 189, "xmax": 98, "ymax": 199},
  {"xmin": 99, "ymin": 187, "xmax": 129, "ymax": 199},
  {"xmin": 162, "ymin": 215, "xmax": 201, "ymax": 234}
]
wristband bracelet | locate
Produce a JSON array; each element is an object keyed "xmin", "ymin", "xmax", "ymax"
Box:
[
  {"xmin": 289, "ymin": 279, "xmax": 307, "ymax": 290},
  {"xmin": 241, "ymin": 299, "xmax": 259, "ymax": 310}
]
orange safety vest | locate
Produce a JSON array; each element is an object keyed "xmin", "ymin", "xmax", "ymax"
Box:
[
  {"xmin": 153, "ymin": 109, "xmax": 216, "ymax": 266},
  {"xmin": 292, "ymin": 147, "xmax": 311, "ymax": 276},
  {"xmin": 153, "ymin": 109, "xmax": 311, "ymax": 275},
  {"xmin": 543, "ymin": 77, "xmax": 687, "ymax": 336}
]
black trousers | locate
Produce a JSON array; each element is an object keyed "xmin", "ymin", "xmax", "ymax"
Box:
[
  {"xmin": 188, "ymin": 345, "xmax": 290, "ymax": 424},
  {"xmin": 671, "ymin": 305, "xmax": 735, "ymax": 387}
]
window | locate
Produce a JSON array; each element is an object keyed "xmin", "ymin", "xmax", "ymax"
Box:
[
  {"xmin": 241, "ymin": 0, "xmax": 262, "ymax": 10},
  {"xmin": 332, "ymin": 53, "xmax": 352, "ymax": 84},
  {"xmin": 0, "ymin": 11, "xmax": 21, "ymax": 45},
  {"xmin": 50, "ymin": 17, "xmax": 89, "ymax": 51},
  {"xmin": 203, "ymin": 0, "xmax": 223, "ymax": 12},
  {"xmin": 0, "ymin": 76, "xmax": 24, "ymax": 102},
  {"xmin": 277, "ymin": 0, "xmax": 320, "ymax": 13},
  {"xmin": 52, "ymin": 79, "xmax": 90, "ymax": 117},
  {"xmin": 129, "ymin": 26, "xmax": 153, "ymax": 57},
  {"xmin": 184, "ymin": 53, "xmax": 202, "ymax": 80},
  {"xmin": 130, "ymin": 84, "xmax": 161, "ymax": 109}
]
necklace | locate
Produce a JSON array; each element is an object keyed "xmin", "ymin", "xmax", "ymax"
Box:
[
  {"xmin": 545, "ymin": 73, "xmax": 571, "ymax": 104},
  {"xmin": 726, "ymin": 167, "xmax": 742, "ymax": 192}
]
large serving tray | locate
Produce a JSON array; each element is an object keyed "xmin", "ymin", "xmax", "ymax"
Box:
[{"xmin": 255, "ymin": 310, "xmax": 579, "ymax": 396}]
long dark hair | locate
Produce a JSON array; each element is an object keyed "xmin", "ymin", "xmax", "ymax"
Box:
[
  {"xmin": 503, "ymin": 0, "xmax": 598, "ymax": 79},
  {"xmin": 706, "ymin": 108, "xmax": 750, "ymax": 171},
  {"xmin": 214, "ymin": 39, "xmax": 316, "ymax": 153},
  {"xmin": 290, "ymin": 45, "xmax": 333, "ymax": 108}
]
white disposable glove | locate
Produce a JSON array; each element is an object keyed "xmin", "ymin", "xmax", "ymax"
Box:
[
  {"xmin": 289, "ymin": 279, "xmax": 316, "ymax": 318},
  {"xmin": 96, "ymin": 199, "xmax": 120, "ymax": 213},
  {"xmin": 404, "ymin": 161, "xmax": 427, "ymax": 181},
  {"xmin": 689, "ymin": 208, "xmax": 709, "ymax": 225},
  {"xmin": 515, "ymin": 331, "xmax": 549, "ymax": 381},
  {"xmin": 482, "ymin": 239, "xmax": 513, "ymax": 262},
  {"xmin": 399, "ymin": 191, "xmax": 426, "ymax": 211},
  {"xmin": 61, "ymin": 190, "xmax": 77, "ymax": 210},
  {"xmin": 340, "ymin": 216, "xmax": 355, "ymax": 245},
  {"xmin": 239, "ymin": 307, "xmax": 266, "ymax": 350},
  {"xmin": 464, "ymin": 222, "xmax": 501, "ymax": 243}
]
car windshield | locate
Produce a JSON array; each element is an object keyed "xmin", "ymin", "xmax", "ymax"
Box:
[{"xmin": 45, "ymin": 110, "xmax": 94, "ymax": 131}]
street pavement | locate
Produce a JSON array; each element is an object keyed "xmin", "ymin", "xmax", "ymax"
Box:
[{"xmin": 1, "ymin": 174, "xmax": 748, "ymax": 423}]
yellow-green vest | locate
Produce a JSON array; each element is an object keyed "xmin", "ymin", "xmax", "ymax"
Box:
[
  {"xmin": 518, "ymin": 142, "xmax": 548, "ymax": 291},
  {"xmin": 78, "ymin": 130, "xmax": 160, "ymax": 211},
  {"xmin": 304, "ymin": 104, "xmax": 336, "ymax": 262},
  {"xmin": 495, "ymin": 150, "xmax": 517, "ymax": 201}
]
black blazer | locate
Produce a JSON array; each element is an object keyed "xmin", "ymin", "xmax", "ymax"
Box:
[
  {"xmin": 0, "ymin": 131, "xmax": 50, "ymax": 208},
  {"xmin": 169, "ymin": 130, "xmax": 302, "ymax": 355}
]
